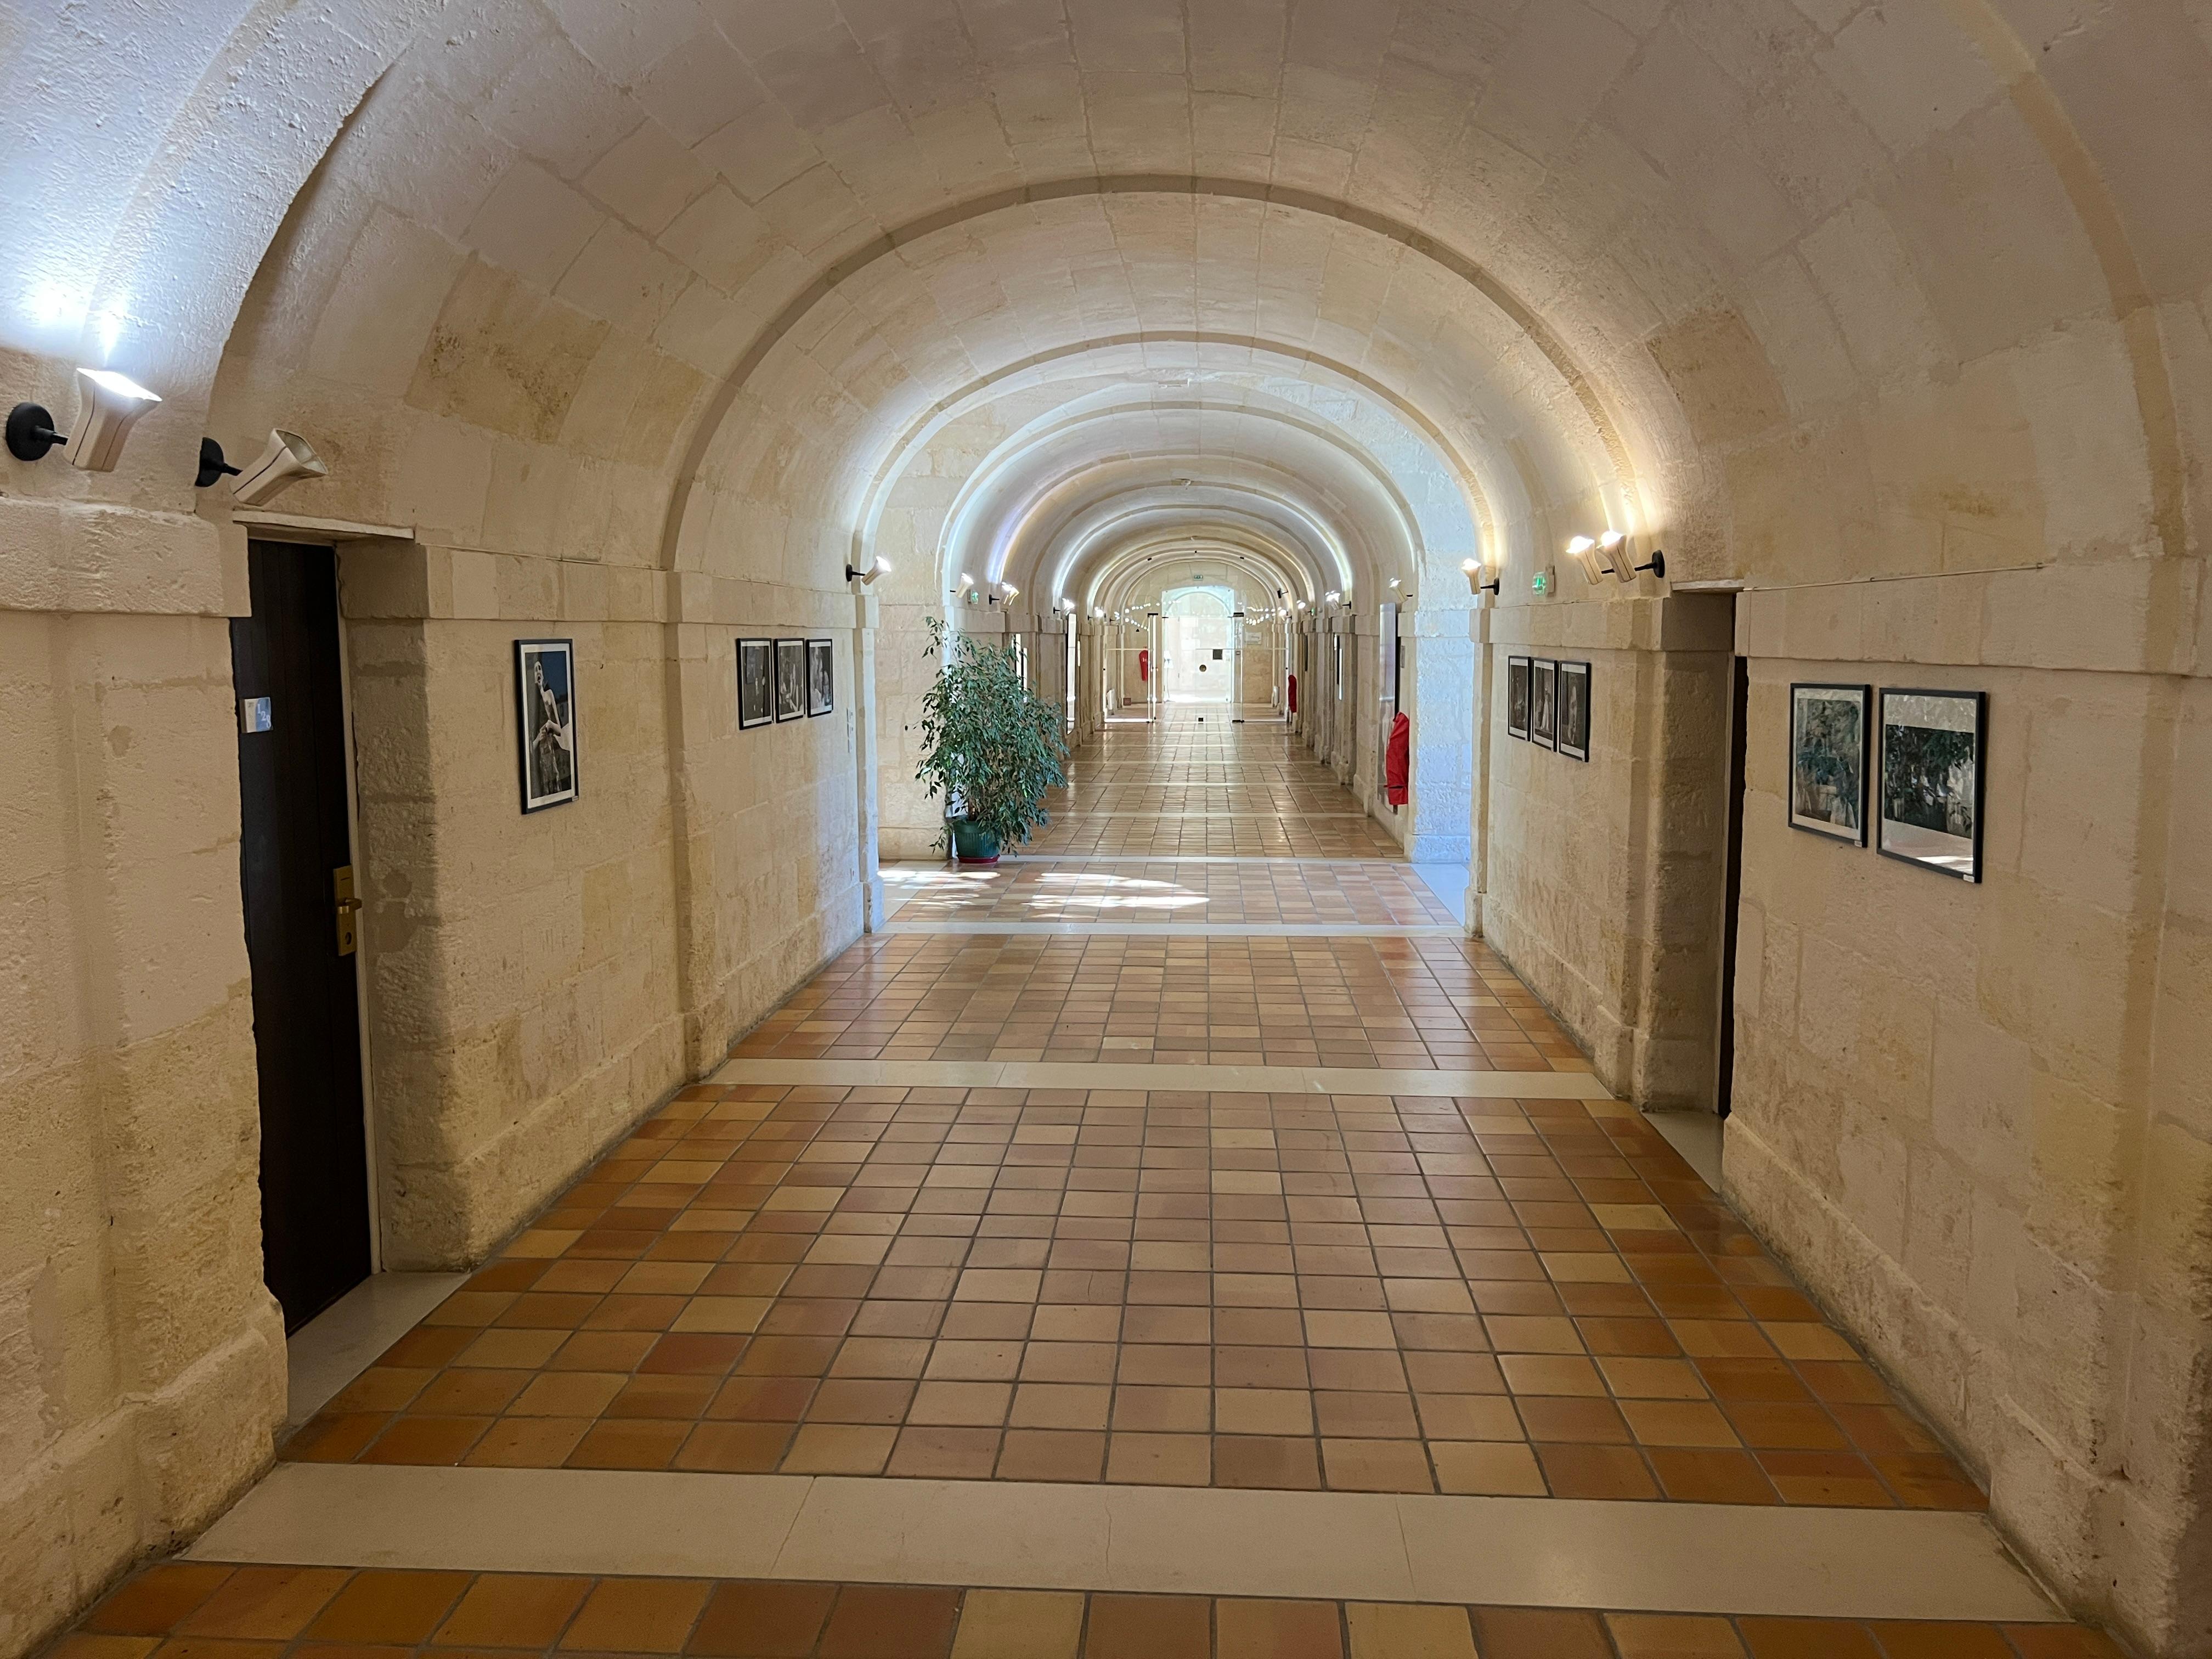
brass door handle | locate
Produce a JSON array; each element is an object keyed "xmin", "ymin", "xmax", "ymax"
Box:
[{"xmin": 333, "ymin": 866, "xmax": 362, "ymax": 956}]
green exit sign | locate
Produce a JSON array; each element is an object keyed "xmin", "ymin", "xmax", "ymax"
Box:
[{"xmin": 1531, "ymin": 569, "xmax": 1552, "ymax": 595}]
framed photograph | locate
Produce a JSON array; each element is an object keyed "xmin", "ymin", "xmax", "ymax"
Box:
[
  {"xmin": 737, "ymin": 639, "xmax": 772, "ymax": 730},
  {"xmin": 1506, "ymin": 657, "xmax": 1531, "ymax": 740},
  {"xmin": 1790, "ymin": 683, "xmax": 1870, "ymax": 844},
  {"xmin": 515, "ymin": 639, "xmax": 578, "ymax": 813},
  {"xmin": 1556, "ymin": 662, "xmax": 1590, "ymax": 761},
  {"xmin": 806, "ymin": 639, "xmax": 834, "ymax": 716},
  {"xmin": 1530, "ymin": 658, "xmax": 1558, "ymax": 750},
  {"xmin": 774, "ymin": 638, "xmax": 806, "ymax": 721},
  {"xmin": 1879, "ymin": 689, "xmax": 1987, "ymax": 882}
]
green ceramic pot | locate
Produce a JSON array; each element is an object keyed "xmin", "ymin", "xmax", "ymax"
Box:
[{"xmin": 949, "ymin": 818, "xmax": 1001, "ymax": 864}]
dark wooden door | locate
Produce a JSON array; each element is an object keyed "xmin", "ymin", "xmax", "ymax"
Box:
[
  {"xmin": 232, "ymin": 541, "xmax": 371, "ymax": 1331},
  {"xmin": 1716, "ymin": 654, "xmax": 1750, "ymax": 1119}
]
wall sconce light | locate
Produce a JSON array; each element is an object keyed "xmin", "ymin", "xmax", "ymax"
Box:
[
  {"xmin": 230, "ymin": 429, "xmax": 329, "ymax": 505},
  {"xmin": 8, "ymin": 368, "xmax": 164, "ymax": 471},
  {"xmin": 1463, "ymin": 557, "xmax": 1501, "ymax": 596},
  {"xmin": 845, "ymin": 556, "xmax": 890, "ymax": 586},
  {"xmin": 1610, "ymin": 531, "xmax": 1666, "ymax": 584},
  {"xmin": 1324, "ymin": 590, "xmax": 1341, "ymax": 605},
  {"xmin": 1565, "ymin": 535, "xmax": 1611, "ymax": 585}
]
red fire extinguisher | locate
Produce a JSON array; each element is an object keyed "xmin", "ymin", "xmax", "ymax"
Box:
[{"xmin": 1138, "ymin": 648, "xmax": 1149, "ymax": 682}]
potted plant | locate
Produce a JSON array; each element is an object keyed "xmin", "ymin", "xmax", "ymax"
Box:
[{"xmin": 915, "ymin": 617, "xmax": 1068, "ymax": 862}]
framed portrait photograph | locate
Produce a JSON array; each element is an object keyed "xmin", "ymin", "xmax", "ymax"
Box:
[
  {"xmin": 515, "ymin": 639, "xmax": 578, "ymax": 813},
  {"xmin": 774, "ymin": 638, "xmax": 806, "ymax": 721},
  {"xmin": 1790, "ymin": 683, "xmax": 1870, "ymax": 844},
  {"xmin": 1506, "ymin": 657, "xmax": 1531, "ymax": 740},
  {"xmin": 806, "ymin": 639, "xmax": 834, "ymax": 716},
  {"xmin": 1530, "ymin": 658, "xmax": 1558, "ymax": 750},
  {"xmin": 1878, "ymin": 689, "xmax": 1987, "ymax": 882},
  {"xmin": 737, "ymin": 639, "xmax": 772, "ymax": 730},
  {"xmin": 1556, "ymin": 661, "xmax": 1590, "ymax": 761}
]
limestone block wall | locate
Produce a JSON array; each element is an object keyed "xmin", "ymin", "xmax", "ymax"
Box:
[
  {"xmin": 0, "ymin": 485, "xmax": 286, "ymax": 1652},
  {"xmin": 1399, "ymin": 610, "xmax": 1476, "ymax": 865},
  {"xmin": 1478, "ymin": 596, "xmax": 1733, "ymax": 1110},
  {"xmin": 1723, "ymin": 616, "xmax": 2211, "ymax": 1650},
  {"xmin": 334, "ymin": 548, "xmax": 864, "ymax": 1267}
]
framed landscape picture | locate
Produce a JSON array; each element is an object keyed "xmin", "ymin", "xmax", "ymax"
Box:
[
  {"xmin": 1530, "ymin": 658, "xmax": 1558, "ymax": 750},
  {"xmin": 737, "ymin": 639, "xmax": 772, "ymax": 730},
  {"xmin": 1557, "ymin": 662, "xmax": 1590, "ymax": 761},
  {"xmin": 774, "ymin": 638, "xmax": 806, "ymax": 721},
  {"xmin": 1878, "ymin": 688, "xmax": 1987, "ymax": 882},
  {"xmin": 515, "ymin": 639, "xmax": 578, "ymax": 813},
  {"xmin": 1790, "ymin": 683, "xmax": 1870, "ymax": 844},
  {"xmin": 806, "ymin": 639, "xmax": 834, "ymax": 716},
  {"xmin": 1506, "ymin": 657, "xmax": 1531, "ymax": 740}
]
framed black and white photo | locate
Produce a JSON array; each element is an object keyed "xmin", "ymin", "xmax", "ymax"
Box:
[
  {"xmin": 1556, "ymin": 661, "xmax": 1590, "ymax": 761},
  {"xmin": 1506, "ymin": 656, "xmax": 1531, "ymax": 740},
  {"xmin": 1790, "ymin": 683, "xmax": 1870, "ymax": 845},
  {"xmin": 1878, "ymin": 689, "xmax": 1986, "ymax": 882},
  {"xmin": 515, "ymin": 639, "xmax": 578, "ymax": 813},
  {"xmin": 775, "ymin": 638, "xmax": 806, "ymax": 721},
  {"xmin": 737, "ymin": 639, "xmax": 773, "ymax": 730},
  {"xmin": 806, "ymin": 639, "xmax": 834, "ymax": 716},
  {"xmin": 1530, "ymin": 658, "xmax": 1558, "ymax": 750}
]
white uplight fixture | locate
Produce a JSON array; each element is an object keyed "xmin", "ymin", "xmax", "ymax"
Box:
[
  {"xmin": 1609, "ymin": 529, "xmax": 1666, "ymax": 584},
  {"xmin": 845, "ymin": 555, "xmax": 891, "ymax": 585},
  {"xmin": 230, "ymin": 429, "xmax": 330, "ymax": 505},
  {"xmin": 8, "ymin": 368, "xmax": 163, "ymax": 472},
  {"xmin": 1464, "ymin": 557, "xmax": 1500, "ymax": 597},
  {"xmin": 1565, "ymin": 534, "xmax": 1610, "ymax": 585}
]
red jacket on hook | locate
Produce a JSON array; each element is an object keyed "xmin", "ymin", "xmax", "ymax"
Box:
[{"xmin": 1385, "ymin": 712, "xmax": 1410, "ymax": 808}]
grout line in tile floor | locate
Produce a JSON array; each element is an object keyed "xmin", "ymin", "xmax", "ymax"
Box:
[{"xmin": 708, "ymin": 1059, "xmax": 1611, "ymax": 1099}]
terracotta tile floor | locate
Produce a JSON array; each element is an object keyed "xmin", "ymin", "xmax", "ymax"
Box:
[
  {"xmin": 881, "ymin": 861, "xmax": 1457, "ymax": 927},
  {"xmin": 1019, "ymin": 815, "xmax": 1407, "ymax": 856},
  {"xmin": 731, "ymin": 936, "xmax": 1579, "ymax": 1069},
  {"xmin": 52, "ymin": 1562, "xmax": 2125, "ymax": 1658},
  {"xmin": 1000, "ymin": 717, "xmax": 1410, "ymax": 855},
  {"xmin": 286, "ymin": 1081, "xmax": 1980, "ymax": 1508}
]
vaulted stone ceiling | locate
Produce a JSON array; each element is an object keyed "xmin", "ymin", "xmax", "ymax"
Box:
[{"xmin": 3, "ymin": 1, "xmax": 2202, "ymax": 634}]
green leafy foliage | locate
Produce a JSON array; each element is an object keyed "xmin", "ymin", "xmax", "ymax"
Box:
[{"xmin": 914, "ymin": 617, "xmax": 1069, "ymax": 853}]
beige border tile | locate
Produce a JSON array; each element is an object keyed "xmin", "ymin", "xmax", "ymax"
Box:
[{"xmin": 187, "ymin": 1465, "xmax": 2059, "ymax": 1623}]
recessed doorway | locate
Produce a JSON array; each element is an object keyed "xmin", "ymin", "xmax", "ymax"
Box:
[{"xmin": 231, "ymin": 540, "xmax": 372, "ymax": 1331}]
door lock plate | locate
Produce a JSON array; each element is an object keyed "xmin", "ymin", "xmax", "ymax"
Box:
[{"xmin": 333, "ymin": 865, "xmax": 362, "ymax": 956}]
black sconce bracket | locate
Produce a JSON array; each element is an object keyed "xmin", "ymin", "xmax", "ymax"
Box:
[{"xmin": 7, "ymin": 403, "xmax": 65, "ymax": 461}]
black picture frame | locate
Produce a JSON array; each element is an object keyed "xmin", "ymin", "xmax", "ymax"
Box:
[
  {"xmin": 806, "ymin": 639, "xmax": 834, "ymax": 716},
  {"xmin": 515, "ymin": 638, "xmax": 579, "ymax": 813},
  {"xmin": 1530, "ymin": 658, "xmax": 1557, "ymax": 750},
  {"xmin": 774, "ymin": 638, "xmax": 806, "ymax": 721},
  {"xmin": 1878, "ymin": 688, "xmax": 1987, "ymax": 883},
  {"xmin": 1506, "ymin": 656, "xmax": 1531, "ymax": 740},
  {"xmin": 1790, "ymin": 682, "xmax": 1870, "ymax": 845},
  {"xmin": 737, "ymin": 639, "xmax": 773, "ymax": 729},
  {"xmin": 1556, "ymin": 661, "xmax": 1590, "ymax": 761}
]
